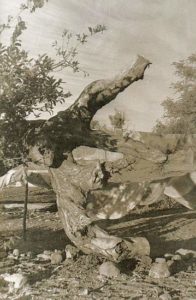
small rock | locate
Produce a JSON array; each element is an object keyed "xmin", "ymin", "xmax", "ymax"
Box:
[
  {"xmin": 51, "ymin": 251, "xmax": 63, "ymax": 265},
  {"xmin": 69, "ymin": 278, "xmax": 80, "ymax": 286},
  {"xmin": 149, "ymin": 261, "xmax": 170, "ymax": 279},
  {"xmin": 43, "ymin": 250, "xmax": 52, "ymax": 255},
  {"xmin": 99, "ymin": 261, "xmax": 120, "ymax": 278},
  {"xmin": 20, "ymin": 253, "xmax": 26, "ymax": 258},
  {"xmin": 167, "ymin": 258, "xmax": 189, "ymax": 274},
  {"xmin": 139, "ymin": 256, "xmax": 152, "ymax": 266},
  {"xmin": 166, "ymin": 260, "xmax": 174, "ymax": 268},
  {"xmin": 13, "ymin": 249, "xmax": 20, "ymax": 257},
  {"xmin": 26, "ymin": 251, "xmax": 33, "ymax": 259},
  {"xmin": 159, "ymin": 292, "xmax": 172, "ymax": 300},
  {"xmin": 155, "ymin": 258, "xmax": 166, "ymax": 263},
  {"xmin": 164, "ymin": 253, "xmax": 173, "ymax": 260},
  {"xmin": 65, "ymin": 245, "xmax": 79, "ymax": 260},
  {"xmin": 172, "ymin": 254, "xmax": 181, "ymax": 261},
  {"xmin": 79, "ymin": 288, "xmax": 89, "ymax": 296},
  {"xmin": 175, "ymin": 248, "xmax": 194, "ymax": 260},
  {"xmin": 2, "ymin": 273, "xmax": 28, "ymax": 290},
  {"xmin": 37, "ymin": 253, "xmax": 51, "ymax": 261},
  {"xmin": 140, "ymin": 255, "xmax": 152, "ymax": 265},
  {"xmin": 135, "ymin": 256, "xmax": 152, "ymax": 273}
]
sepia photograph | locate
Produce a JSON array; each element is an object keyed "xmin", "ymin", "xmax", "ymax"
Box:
[{"xmin": 0, "ymin": 0, "xmax": 196, "ymax": 299}]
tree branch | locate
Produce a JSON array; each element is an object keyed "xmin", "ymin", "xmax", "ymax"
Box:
[
  {"xmin": 70, "ymin": 55, "xmax": 151, "ymax": 125},
  {"xmin": 27, "ymin": 55, "xmax": 151, "ymax": 167}
]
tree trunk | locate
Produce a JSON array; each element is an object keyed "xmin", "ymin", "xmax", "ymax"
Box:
[
  {"xmin": 50, "ymin": 158, "xmax": 150, "ymax": 261},
  {"xmin": 27, "ymin": 56, "xmax": 151, "ymax": 168},
  {"xmin": 24, "ymin": 55, "xmax": 196, "ymax": 261},
  {"xmin": 26, "ymin": 56, "xmax": 152, "ymax": 261}
]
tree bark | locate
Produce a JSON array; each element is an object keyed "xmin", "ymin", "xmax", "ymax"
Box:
[
  {"xmin": 2, "ymin": 50, "xmax": 195, "ymax": 261},
  {"xmin": 23, "ymin": 55, "xmax": 196, "ymax": 261},
  {"xmin": 3, "ymin": 52, "xmax": 195, "ymax": 262},
  {"xmin": 27, "ymin": 56, "xmax": 151, "ymax": 168},
  {"xmin": 50, "ymin": 158, "xmax": 150, "ymax": 261},
  {"xmin": 26, "ymin": 55, "xmax": 151, "ymax": 261},
  {"xmin": 70, "ymin": 55, "xmax": 151, "ymax": 126}
]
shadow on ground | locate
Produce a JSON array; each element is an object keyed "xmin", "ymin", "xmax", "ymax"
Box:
[
  {"xmin": 104, "ymin": 209, "xmax": 196, "ymax": 257},
  {"xmin": 0, "ymin": 227, "xmax": 68, "ymax": 254}
]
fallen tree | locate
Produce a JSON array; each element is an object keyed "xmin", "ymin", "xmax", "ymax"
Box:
[
  {"xmin": 1, "ymin": 56, "xmax": 196, "ymax": 261},
  {"xmin": 24, "ymin": 55, "xmax": 152, "ymax": 261},
  {"xmin": 26, "ymin": 56, "xmax": 151, "ymax": 167}
]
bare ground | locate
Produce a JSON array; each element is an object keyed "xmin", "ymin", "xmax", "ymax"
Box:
[{"xmin": 0, "ymin": 187, "xmax": 196, "ymax": 299}]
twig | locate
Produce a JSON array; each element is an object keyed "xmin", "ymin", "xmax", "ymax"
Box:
[{"xmin": 23, "ymin": 180, "xmax": 28, "ymax": 241}]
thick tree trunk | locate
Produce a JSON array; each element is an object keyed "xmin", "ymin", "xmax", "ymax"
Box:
[
  {"xmin": 23, "ymin": 55, "xmax": 196, "ymax": 261},
  {"xmin": 25, "ymin": 55, "xmax": 152, "ymax": 261},
  {"xmin": 50, "ymin": 158, "xmax": 150, "ymax": 261},
  {"xmin": 27, "ymin": 56, "xmax": 151, "ymax": 168}
]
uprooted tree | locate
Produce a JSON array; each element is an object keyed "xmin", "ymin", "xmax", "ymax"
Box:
[
  {"xmin": 1, "ymin": 1, "xmax": 196, "ymax": 262},
  {"xmin": 1, "ymin": 47, "xmax": 154, "ymax": 260},
  {"xmin": 2, "ymin": 53, "xmax": 196, "ymax": 262},
  {"xmin": 0, "ymin": 1, "xmax": 152, "ymax": 260},
  {"xmin": 27, "ymin": 56, "xmax": 153, "ymax": 261}
]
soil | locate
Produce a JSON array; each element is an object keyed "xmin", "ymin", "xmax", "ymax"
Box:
[{"xmin": 0, "ymin": 186, "xmax": 196, "ymax": 299}]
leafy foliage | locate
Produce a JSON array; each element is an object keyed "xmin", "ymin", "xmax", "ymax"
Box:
[
  {"xmin": 154, "ymin": 54, "xmax": 196, "ymax": 134},
  {"xmin": 0, "ymin": 1, "xmax": 106, "ymax": 171},
  {"xmin": 0, "ymin": 42, "xmax": 69, "ymax": 120}
]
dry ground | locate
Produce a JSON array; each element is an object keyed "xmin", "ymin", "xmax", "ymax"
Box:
[{"xmin": 0, "ymin": 187, "xmax": 196, "ymax": 299}]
